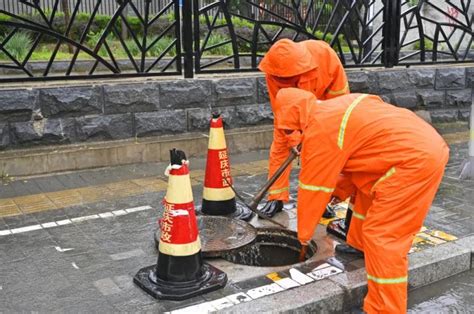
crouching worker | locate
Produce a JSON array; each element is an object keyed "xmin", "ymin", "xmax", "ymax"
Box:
[
  {"xmin": 258, "ymin": 38, "xmax": 349, "ymax": 218},
  {"xmin": 275, "ymin": 88, "xmax": 449, "ymax": 313}
]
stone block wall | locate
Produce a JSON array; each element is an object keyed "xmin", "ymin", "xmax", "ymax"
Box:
[
  {"xmin": 0, "ymin": 65, "xmax": 472, "ymax": 150},
  {"xmin": 347, "ymin": 66, "xmax": 473, "ymax": 123}
]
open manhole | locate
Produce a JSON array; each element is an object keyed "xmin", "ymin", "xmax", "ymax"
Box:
[
  {"xmin": 154, "ymin": 216, "xmax": 257, "ymax": 257},
  {"xmin": 221, "ymin": 228, "xmax": 317, "ymax": 267}
]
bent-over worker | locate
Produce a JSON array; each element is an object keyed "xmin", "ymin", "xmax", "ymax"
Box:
[
  {"xmin": 275, "ymin": 88, "xmax": 449, "ymax": 313},
  {"xmin": 258, "ymin": 38, "xmax": 349, "ymax": 218}
]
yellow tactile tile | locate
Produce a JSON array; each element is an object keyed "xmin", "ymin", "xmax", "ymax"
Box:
[
  {"xmin": 75, "ymin": 186, "xmax": 112, "ymax": 203},
  {"xmin": 427, "ymin": 230, "xmax": 458, "ymax": 241},
  {"xmin": 46, "ymin": 189, "xmax": 84, "ymax": 208},
  {"xmin": 189, "ymin": 169, "xmax": 205, "ymax": 183},
  {"xmin": 104, "ymin": 181, "xmax": 145, "ymax": 198},
  {"xmin": 131, "ymin": 177, "xmax": 168, "ymax": 192},
  {"xmin": 0, "ymin": 199, "xmax": 22, "ymax": 217},
  {"xmin": 14, "ymin": 194, "xmax": 57, "ymax": 213}
]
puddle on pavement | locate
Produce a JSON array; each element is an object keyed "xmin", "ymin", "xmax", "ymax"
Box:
[
  {"xmin": 221, "ymin": 228, "xmax": 317, "ymax": 267},
  {"xmin": 408, "ymin": 269, "xmax": 474, "ymax": 312}
]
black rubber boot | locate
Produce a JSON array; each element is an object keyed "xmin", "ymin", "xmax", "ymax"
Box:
[{"xmin": 335, "ymin": 244, "xmax": 364, "ymax": 257}]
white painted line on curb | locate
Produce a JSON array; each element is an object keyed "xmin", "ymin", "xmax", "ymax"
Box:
[
  {"xmin": 225, "ymin": 292, "xmax": 253, "ymax": 305},
  {"xmin": 209, "ymin": 297, "xmax": 235, "ymax": 310},
  {"xmin": 246, "ymin": 283, "xmax": 284, "ymax": 299},
  {"xmin": 307, "ymin": 266, "xmax": 343, "ymax": 281},
  {"xmin": 275, "ymin": 277, "xmax": 300, "ymax": 289},
  {"xmin": 289, "ymin": 268, "xmax": 314, "ymax": 285},
  {"xmin": 170, "ymin": 302, "xmax": 216, "ymax": 314}
]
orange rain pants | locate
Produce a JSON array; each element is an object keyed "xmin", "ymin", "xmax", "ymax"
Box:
[
  {"xmin": 275, "ymin": 88, "xmax": 449, "ymax": 314},
  {"xmin": 258, "ymin": 39, "xmax": 349, "ymax": 202}
]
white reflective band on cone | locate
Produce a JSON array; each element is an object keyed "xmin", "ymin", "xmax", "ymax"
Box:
[
  {"xmin": 159, "ymin": 237, "xmax": 202, "ymax": 256},
  {"xmin": 166, "ymin": 175, "xmax": 194, "ymax": 204},
  {"xmin": 208, "ymin": 127, "xmax": 227, "ymax": 150},
  {"xmin": 203, "ymin": 186, "xmax": 235, "ymax": 201}
]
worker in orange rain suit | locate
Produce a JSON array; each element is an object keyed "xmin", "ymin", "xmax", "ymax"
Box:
[
  {"xmin": 275, "ymin": 88, "xmax": 449, "ymax": 313},
  {"xmin": 258, "ymin": 38, "xmax": 349, "ymax": 218}
]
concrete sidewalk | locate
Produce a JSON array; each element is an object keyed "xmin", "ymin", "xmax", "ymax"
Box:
[{"xmin": 0, "ymin": 136, "xmax": 473, "ymax": 312}]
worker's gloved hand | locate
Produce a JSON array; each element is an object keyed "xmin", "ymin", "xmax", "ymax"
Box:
[
  {"xmin": 259, "ymin": 200, "xmax": 284, "ymax": 218},
  {"xmin": 284, "ymin": 130, "xmax": 302, "ymax": 148}
]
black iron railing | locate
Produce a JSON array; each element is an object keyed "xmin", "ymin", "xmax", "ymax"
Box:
[
  {"xmin": 0, "ymin": 0, "xmax": 472, "ymax": 82},
  {"xmin": 0, "ymin": 0, "xmax": 181, "ymax": 82}
]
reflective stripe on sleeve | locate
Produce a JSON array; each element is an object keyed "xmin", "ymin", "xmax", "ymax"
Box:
[
  {"xmin": 367, "ymin": 274, "xmax": 407, "ymax": 284},
  {"xmin": 269, "ymin": 187, "xmax": 289, "ymax": 195},
  {"xmin": 371, "ymin": 166, "xmax": 396, "ymax": 193},
  {"xmin": 298, "ymin": 181, "xmax": 335, "ymax": 193},
  {"xmin": 327, "ymin": 82, "xmax": 349, "ymax": 96},
  {"xmin": 337, "ymin": 94, "xmax": 368, "ymax": 149},
  {"xmin": 352, "ymin": 211, "xmax": 366, "ymax": 220}
]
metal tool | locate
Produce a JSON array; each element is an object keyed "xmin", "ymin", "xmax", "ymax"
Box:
[
  {"xmin": 225, "ymin": 177, "xmax": 286, "ymax": 228},
  {"xmin": 224, "ymin": 144, "xmax": 301, "ymax": 229},
  {"xmin": 247, "ymin": 144, "xmax": 301, "ymax": 211}
]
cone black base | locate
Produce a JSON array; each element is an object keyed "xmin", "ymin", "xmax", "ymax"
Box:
[
  {"xmin": 133, "ymin": 263, "xmax": 227, "ymax": 300},
  {"xmin": 201, "ymin": 198, "xmax": 236, "ymax": 215},
  {"xmin": 326, "ymin": 218, "xmax": 347, "ymax": 241}
]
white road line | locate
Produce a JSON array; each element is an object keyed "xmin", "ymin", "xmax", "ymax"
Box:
[
  {"xmin": 71, "ymin": 262, "xmax": 79, "ymax": 269},
  {"xmin": 41, "ymin": 222, "xmax": 57, "ymax": 228},
  {"xmin": 112, "ymin": 210, "xmax": 127, "ymax": 216},
  {"xmin": 55, "ymin": 246, "xmax": 74, "ymax": 252},
  {"xmin": 70, "ymin": 214, "xmax": 99, "ymax": 223},
  {"xmin": 125, "ymin": 205, "xmax": 152, "ymax": 213},
  {"xmin": 0, "ymin": 205, "xmax": 153, "ymax": 237},
  {"xmin": 56, "ymin": 219, "xmax": 72, "ymax": 225},
  {"xmin": 11, "ymin": 225, "xmax": 42, "ymax": 234},
  {"xmin": 99, "ymin": 212, "xmax": 114, "ymax": 218}
]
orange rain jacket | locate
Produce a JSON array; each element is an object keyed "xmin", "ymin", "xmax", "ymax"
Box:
[
  {"xmin": 275, "ymin": 88, "xmax": 449, "ymax": 314},
  {"xmin": 258, "ymin": 39, "xmax": 349, "ymax": 202}
]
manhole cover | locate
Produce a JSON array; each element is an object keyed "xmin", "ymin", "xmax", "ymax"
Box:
[{"xmin": 154, "ymin": 216, "xmax": 257, "ymax": 258}]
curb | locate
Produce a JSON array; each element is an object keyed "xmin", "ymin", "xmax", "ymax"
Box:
[
  {"xmin": 0, "ymin": 125, "xmax": 273, "ymax": 177},
  {"xmin": 221, "ymin": 236, "xmax": 473, "ymax": 313}
]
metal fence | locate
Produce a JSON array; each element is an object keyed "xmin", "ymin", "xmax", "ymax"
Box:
[
  {"xmin": 0, "ymin": 0, "xmax": 472, "ymax": 82},
  {"xmin": 0, "ymin": 0, "xmax": 170, "ymax": 16}
]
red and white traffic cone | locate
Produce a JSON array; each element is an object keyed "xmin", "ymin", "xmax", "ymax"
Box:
[
  {"xmin": 201, "ymin": 113, "xmax": 252, "ymax": 220},
  {"xmin": 134, "ymin": 149, "xmax": 227, "ymax": 300}
]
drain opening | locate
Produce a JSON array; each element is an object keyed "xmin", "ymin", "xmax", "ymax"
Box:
[{"xmin": 221, "ymin": 228, "xmax": 317, "ymax": 267}]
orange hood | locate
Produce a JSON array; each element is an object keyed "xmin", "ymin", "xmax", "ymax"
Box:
[
  {"xmin": 258, "ymin": 39, "xmax": 317, "ymax": 77},
  {"xmin": 275, "ymin": 88, "xmax": 317, "ymax": 132}
]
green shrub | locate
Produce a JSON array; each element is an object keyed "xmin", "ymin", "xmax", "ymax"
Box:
[
  {"xmin": 1, "ymin": 31, "xmax": 32, "ymax": 60},
  {"xmin": 414, "ymin": 38, "xmax": 434, "ymax": 50},
  {"xmin": 202, "ymin": 33, "xmax": 233, "ymax": 56},
  {"xmin": 124, "ymin": 38, "xmax": 141, "ymax": 57},
  {"xmin": 148, "ymin": 36, "xmax": 176, "ymax": 57},
  {"xmin": 0, "ymin": 13, "xmax": 12, "ymax": 37}
]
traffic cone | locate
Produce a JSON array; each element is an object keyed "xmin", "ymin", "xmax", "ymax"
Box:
[
  {"xmin": 134, "ymin": 149, "xmax": 227, "ymax": 300},
  {"xmin": 201, "ymin": 113, "xmax": 253, "ymax": 220}
]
